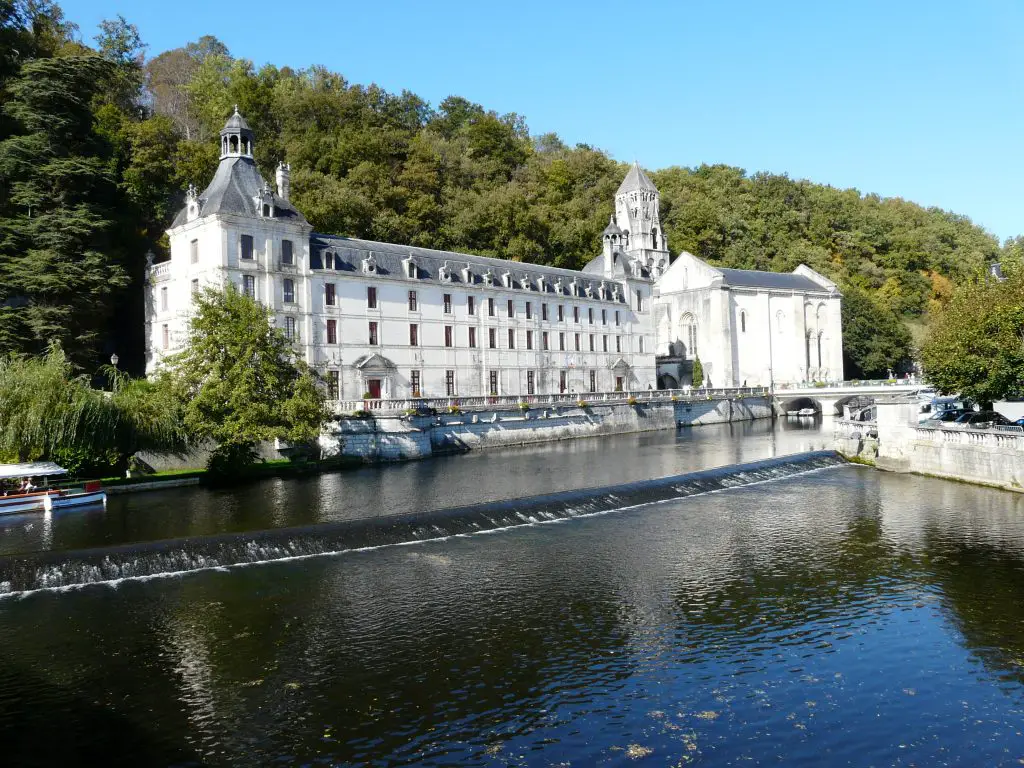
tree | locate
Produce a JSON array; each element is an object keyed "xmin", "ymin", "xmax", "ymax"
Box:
[
  {"xmin": 0, "ymin": 53, "xmax": 129, "ymax": 364},
  {"xmin": 692, "ymin": 356, "xmax": 704, "ymax": 388},
  {"xmin": 921, "ymin": 270, "xmax": 1024, "ymax": 405},
  {"xmin": 167, "ymin": 284, "xmax": 328, "ymax": 471},
  {"xmin": 0, "ymin": 343, "xmax": 186, "ymax": 471},
  {"xmin": 840, "ymin": 285, "xmax": 913, "ymax": 379}
]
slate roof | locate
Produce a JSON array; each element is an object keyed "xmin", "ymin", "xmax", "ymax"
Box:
[
  {"xmin": 616, "ymin": 161, "xmax": 658, "ymax": 195},
  {"xmin": 171, "ymin": 156, "xmax": 308, "ymax": 228},
  {"xmin": 221, "ymin": 107, "xmax": 252, "ymax": 134},
  {"xmin": 716, "ymin": 267, "xmax": 827, "ymax": 292},
  {"xmin": 311, "ymin": 234, "xmax": 626, "ymax": 303}
]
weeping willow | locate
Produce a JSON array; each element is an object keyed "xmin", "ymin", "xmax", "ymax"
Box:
[{"xmin": 0, "ymin": 344, "xmax": 188, "ymax": 464}]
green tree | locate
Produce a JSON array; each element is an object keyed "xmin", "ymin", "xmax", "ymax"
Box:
[
  {"xmin": 692, "ymin": 356, "xmax": 704, "ymax": 388},
  {"xmin": 0, "ymin": 53, "xmax": 129, "ymax": 364},
  {"xmin": 921, "ymin": 270, "xmax": 1024, "ymax": 405},
  {"xmin": 840, "ymin": 285, "xmax": 913, "ymax": 379},
  {"xmin": 0, "ymin": 343, "xmax": 186, "ymax": 471},
  {"xmin": 167, "ymin": 284, "xmax": 328, "ymax": 472}
]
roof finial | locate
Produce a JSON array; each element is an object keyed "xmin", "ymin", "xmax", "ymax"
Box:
[{"xmin": 233, "ymin": 104, "xmax": 239, "ymax": 115}]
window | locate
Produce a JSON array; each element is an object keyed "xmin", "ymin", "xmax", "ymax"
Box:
[
  {"xmin": 161, "ymin": 324, "xmax": 169, "ymax": 350},
  {"xmin": 526, "ymin": 301, "xmax": 532, "ymax": 319},
  {"xmin": 327, "ymin": 319, "xmax": 337, "ymax": 344},
  {"xmin": 283, "ymin": 278, "xmax": 295, "ymax": 304},
  {"xmin": 243, "ymin": 274, "xmax": 256, "ymax": 298},
  {"xmin": 559, "ymin": 370, "xmax": 567, "ymax": 393},
  {"xmin": 603, "ymin": 335, "xmax": 608, "ymax": 352},
  {"xmin": 190, "ymin": 239, "xmax": 199, "ymax": 264},
  {"xmin": 508, "ymin": 328, "xmax": 515, "ymax": 349},
  {"xmin": 367, "ymin": 286, "xmax": 377, "ymax": 308},
  {"xmin": 409, "ymin": 324, "xmax": 419, "ymax": 346},
  {"xmin": 602, "ymin": 309, "xmax": 607, "ymax": 325},
  {"xmin": 488, "ymin": 298, "xmax": 495, "ymax": 317},
  {"xmin": 636, "ymin": 289, "xmax": 643, "ymax": 312},
  {"xmin": 443, "ymin": 293, "xmax": 452, "ymax": 314},
  {"xmin": 489, "ymin": 370, "xmax": 499, "ymax": 396},
  {"xmin": 527, "ymin": 370, "xmax": 535, "ymax": 395},
  {"xmin": 469, "ymin": 327, "xmax": 477, "ymax": 348},
  {"xmin": 489, "ymin": 328, "xmax": 497, "ymax": 348},
  {"xmin": 468, "ymin": 296, "xmax": 476, "ymax": 315},
  {"xmin": 160, "ymin": 286, "xmax": 168, "ymax": 311},
  {"xmin": 240, "ymin": 234, "xmax": 254, "ymax": 260},
  {"xmin": 444, "ymin": 325, "xmax": 453, "ymax": 347},
  {"xmin": 542, "ymin": 303, "xmax": 549, "ymax": 321},
  {"xmin": 445, "ymin": 370, "xmax": 456, "ymax": 396},
  {"xmin": 327, "ymin": 370, "xmax": 340, "ymax": 401},
  {"xmin": 616, "ymin": 336, "xmax": 621, "ymax": 353},
  {"xmin": 558, "ymin": 305, "xmax": 564, "ymax": 322},
  {"xmin": 282, "ymin": 239, "xmax": 294, "ymax": 265},
  {"xmin": 559, "ymin": 332, "xmax": 565, "ymax": 351},
  {"xmin": 408, "ymin": 290, "xmax": 418, "ymax": 311},
  {"xmin": 191, "ymin": 279, "xmax": 199, "ymax": 295},
  {"xmin": 588, "ymin": 308, "xmax": 594, "ymax": 325},
  {"xmin": 526, "ymin": 330, "xmax": 533, "ymax": 350},
  {"xmin": 325, "ymin": 283, "xmax": 336, "ymax": 306},
  {"xmin": 777, "ymin": 310, "xmax": 785, "ymax": 334},
  {"xmin": 589, "ymin": 370, "xmax": 596, "ymax": 393},
  {"xmin": 573, "ymin": 306, "xmax": 580, "ymax": 323},
  {"xmin": 589, "ymin": 334, "xmax": 595, "ymax": 352},
  {"xmin": 284, "ymin": 316, "xmax": 297, "ymax": 341},
  {"xmin": 639, "ymin": 336, "xmax": 645, "ymax": 354},
  {"xmin": 507, "ymin": 299, "xmax": 514, "ymax": 317},
  {"xmin": 542, "ymin": 331, "xmax": 549, "ymax": 351},
  {"xmin": 411, "ymin": 370, "xmax": 421, "ymax": 396},
  {"xmin": 574, "ymin": 333, "xmax": 580, "ymax": 351},
  {"xmin": 615, "ymin": 311, "xmax": 620, "ymax": 326},
  {"xmin": 369, "ymin": 321, "xmax": 378, "ymax": 345},
  {"xmin": 740, "ymin": 310, "xmax": 747, "ymax": 333}
]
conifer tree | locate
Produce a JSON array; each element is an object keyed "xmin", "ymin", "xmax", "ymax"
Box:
[{"xmin": 0, "ymin": 53, "xmax": 128, "ymax": 364}]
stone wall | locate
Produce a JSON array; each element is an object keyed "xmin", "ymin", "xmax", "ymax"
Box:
[
  {"xmin": 320, "ymin": 396, "xmax": 773, "ymax": 462},
  {"xmin": 843, "ymin": 399, "xmax": 1024, "ymax": 492}
]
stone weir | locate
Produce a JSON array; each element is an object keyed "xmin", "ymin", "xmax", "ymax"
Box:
[{"xmin": 0, "ymin": 451, "xmax": 846, "ymax": 595}]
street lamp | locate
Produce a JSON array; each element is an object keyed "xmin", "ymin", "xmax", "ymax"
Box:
[{"xmin": 110, "ymin": 353, "xmax": 119, "ymax": 368}]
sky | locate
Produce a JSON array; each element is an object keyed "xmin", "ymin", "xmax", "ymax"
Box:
[{"xmin": 57, "ymin": 0, "xmax": 1024, "ymax": 241}]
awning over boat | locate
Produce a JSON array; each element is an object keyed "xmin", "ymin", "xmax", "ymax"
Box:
[{"xmin": 0, "ymin": 462, "xmax": 68, "ymax": 480}]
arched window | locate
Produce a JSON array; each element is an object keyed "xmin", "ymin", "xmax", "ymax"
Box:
[
  {"xmin": 817, "ymin": 331, "xmax": 825, "ymax": 372},
  {"xmin": 805, "ymin": 332, "xmax": 812, "ymax": 373},
  {"xmin": 740, "ymin": 310, "xmax": 747, "ymax": 333},
  {"xmin": 652, "ymin": 228, "xmax": 659, "ymax": 249},
  {"xmin": 229, "ymin": 135, "xmax": 238, "ymax": 153},
  {"xmin": 679, "ymin": 313, "xmax": 698, "ymax": 358}
]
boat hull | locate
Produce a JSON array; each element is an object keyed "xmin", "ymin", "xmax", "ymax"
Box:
[
  {"xmin": 0, "ymin": 492, "xmax": 57, "ymax": 516},
  {"xmin": 44, "ymin": 490, "xmax": 107, "ymax": 512}
]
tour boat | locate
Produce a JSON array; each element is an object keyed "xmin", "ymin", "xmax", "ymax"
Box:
[
  {"xmin": 797, "ymin": 408, "xmax": 818, "ymax": 417},
  {"xmin": 0, "ymin": 462, "xmax": 106, "ymax": 516}
]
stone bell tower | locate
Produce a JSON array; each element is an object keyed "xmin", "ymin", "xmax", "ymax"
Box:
[{"xmin": 614, "ymin": 162, "xmax": 670, "ymax": 277}]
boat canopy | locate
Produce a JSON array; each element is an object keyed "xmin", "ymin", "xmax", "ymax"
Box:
[{"xmin": 0, "ymin": 462, "xmax": 68, "ymax": 480}]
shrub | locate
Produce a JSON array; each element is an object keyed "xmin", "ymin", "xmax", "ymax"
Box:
[
  {"xmin": 403, "ymin": 408, "xmax": 418, "ymax": 416},
  {"xmin": 350, "ymin": 409, "xmax": 372, "ymax": 419},
  {"xmin": 447, "ymin": 405, "xmax": 462, "ymax": 415},
  {"xmin": 518, "ymin": 401, "xmax": 530, "ymax": 410},
  {"xmin": 577, "ymin": 399, "xmax": 588, "ymax": 408},
  {"xmin": 362, "ymin": 392, "xmax": 372, "ymax": 400},
  {"xmin": 627, "ymin": 396, "xmax": 638, "ymax": 405}
]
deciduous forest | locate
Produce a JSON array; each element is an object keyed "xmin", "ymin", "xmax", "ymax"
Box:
[{"xmin": 0, "ymin": 1, "xmax": 1007, "ymax": 378}]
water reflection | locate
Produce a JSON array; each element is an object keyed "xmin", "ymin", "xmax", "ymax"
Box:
[
  {"xmin": 0, "ymin": 418, "xmax": 834, "ymax": 557},
  {"xmin": 3, "ymin": 464, "xmax": 1024, "ymax": 765}
]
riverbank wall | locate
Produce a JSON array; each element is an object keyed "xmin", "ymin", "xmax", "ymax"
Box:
[
  {"xmin": 837, "ymin": 399, "xmax": 1024, "ymax": 492},
  {"xmin": 322, "ymin": 396, "xmax": 772, "ymax": 462}
]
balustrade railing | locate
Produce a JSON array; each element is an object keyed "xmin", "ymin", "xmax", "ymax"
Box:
[
  {"xmin": 148, "ymin": 262, "xmax": 171, "ymax": 281},
  {"xmin": 334, "ymin": 386, "xmax": 769, "ymax": 415}
]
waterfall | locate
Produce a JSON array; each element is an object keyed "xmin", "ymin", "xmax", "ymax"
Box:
[{"xmin": 0, "ymin": 451, "xmax": 847, "ymax": 595}]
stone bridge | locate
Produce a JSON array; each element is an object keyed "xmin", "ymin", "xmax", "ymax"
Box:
[{"xmin": 772, "ymin": 381, "xmax": 923, "ymax": 416}]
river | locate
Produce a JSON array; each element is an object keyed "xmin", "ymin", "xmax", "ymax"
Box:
[{"xmin": 3, "ymin": 418, "xmax": 1024, "ymax": 766}]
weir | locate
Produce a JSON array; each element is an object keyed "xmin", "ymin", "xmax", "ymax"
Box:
[{"xmin": 0, "ymin": 451, "xmax": 847, "ymax": 595}]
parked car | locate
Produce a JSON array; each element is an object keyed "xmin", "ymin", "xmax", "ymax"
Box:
[
  {"xmin": 921, "ymin": 409, "xmax": 966, "ymax": 427},
  {"xmin": 953, "ymin": 411, "xmax": 1011, "ymax": 429}
]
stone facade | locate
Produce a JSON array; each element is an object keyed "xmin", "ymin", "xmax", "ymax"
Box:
[{"xmin": 145, "ymin": 111, "xmax": 843, "ymax": 404}]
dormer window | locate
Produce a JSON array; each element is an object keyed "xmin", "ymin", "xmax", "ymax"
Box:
[
  {"xmin": 362, "ymin": 253, "xmax": 377, "ymax": 274},
  {"xmin": 502, "ymin": 271, "xmax": 513, "ymax": 289},
  {"xmin": 403, "ymin": 255, "xmax": 419, "ymax": 279},
  {"xmin": 483, "ymin": 269, "xmax": 495, "ymax": 287},
  {"xmin": 584, "ymin": 283, "xmax": 594, "ymax": 298},
  {"xmin": 554, "ymin": 278, "xmax": 563, "ymax": 295},
  {"xmin": 599, "ymin": 281, "xmax": 608, "ymax": 300},
  {"xmin": 462, "ymin": 264, "xmax": 474, "ymax": 284},
  {"xmin": 439, "ymin": 261, "xmax": 452, "ymax": 283},
  {"xmin": 185, "ymin": 184, "xmax": 201, "ymax": 222}
]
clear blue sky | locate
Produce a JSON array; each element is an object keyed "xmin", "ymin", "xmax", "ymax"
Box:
[{"xmin": 60, "ymin": 0, "xmax": 1024, "ymax": 241}]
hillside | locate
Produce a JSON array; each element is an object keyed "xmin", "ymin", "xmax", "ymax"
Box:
[{"xmin": 0, "ymin": 4, "xmax": 1004, "ymax": 376}]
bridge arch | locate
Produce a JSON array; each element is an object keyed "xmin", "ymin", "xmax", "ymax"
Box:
[{"xmin": 778, "ymin": 396, "xmax": 821, "ymax": 416}]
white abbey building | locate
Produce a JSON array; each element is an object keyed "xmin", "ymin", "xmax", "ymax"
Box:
[{"xmin": 145, "ymin": 111, "xmax": 842, "ymax": 403}]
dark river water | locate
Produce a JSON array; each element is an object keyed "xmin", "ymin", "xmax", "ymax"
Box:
[{"xmin": 3, "ymin": 419, "xmax": 1024, "ymax": 766}]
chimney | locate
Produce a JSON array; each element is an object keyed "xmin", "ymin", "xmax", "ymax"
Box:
[
  {"xmin": 275, "ymin": 162, "xmax": 290, "ymax": 201},
  {"xmin": 989, "ymin": 260, "xmax": 1005, "ymax": 282}
]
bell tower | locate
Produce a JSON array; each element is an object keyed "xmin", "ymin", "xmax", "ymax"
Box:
[
  {"xmin": 220, "ymin": 105, "xmax": 255, "ymax": 159},
  {"xmin": 614, "ymin": 161, "xmax": 670, "ymax": 277}
]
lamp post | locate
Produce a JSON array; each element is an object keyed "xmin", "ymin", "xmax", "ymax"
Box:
[{"xmin": 110, "ymin": 353, "xmax": 119, "ymax": 368}]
